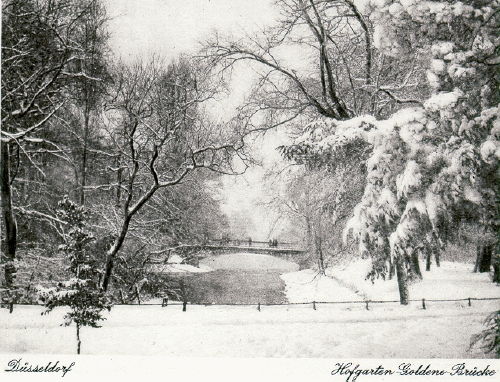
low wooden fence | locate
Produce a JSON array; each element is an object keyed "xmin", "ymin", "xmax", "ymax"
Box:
[{"xmin": 3, "ymin": 296, "xmax": 499, "ymax": 314}]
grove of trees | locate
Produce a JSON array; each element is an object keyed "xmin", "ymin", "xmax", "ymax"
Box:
[
  {"xmin": 0, "ymin": 0, "xmax": 247, "ymax": 304},
  {"xmin": 203, "ymin": 0, "xmax": 499, "ymax": 305},
  {"xmin": 1, "ymin": 0, "xmax": 498, "ymax": 326}
]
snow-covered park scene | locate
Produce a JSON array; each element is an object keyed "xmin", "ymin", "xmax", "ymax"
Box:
[{"xmin": 1, "ymin": 0, "xmax": 499, "ymax": 364}]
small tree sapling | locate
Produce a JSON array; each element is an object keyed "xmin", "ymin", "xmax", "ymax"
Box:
[{"xmin": 38, "ymin": 196, "xmax": 110, "ymax": 354}]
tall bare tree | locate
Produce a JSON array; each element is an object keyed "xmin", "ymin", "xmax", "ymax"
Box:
[
  {"xmin": 99, "ymin": 58, "xmax": 249, "ymax": 291},
  {"xmin": 202, "ymin": 0, "xmax": 426, "ymax": 131}
]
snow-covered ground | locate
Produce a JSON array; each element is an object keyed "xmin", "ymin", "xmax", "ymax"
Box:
[
  {"xmin": 281, "ymin": 269, "xmax": 359, "ymax": 302},
  {"xmin": 328, "ymin": 260, "xmax": 499, "ymax": 301},
  {"xmin": 150, "ymin": 263, "xmax": 212, "ymax": 273},
  {"xmin": 0, "ymin": 260, "xmax": 497, "ymax": 358},
  {"xmin": 281, "ymin": 260, "xmax": 499, "ymax": 303},
  {"xmin": 147, "ymin": 253, "xmax": 212, "ymax": 273},
  {"xmin": 0, "ymin": 301, "xmax": 496, "ymax": 358}
]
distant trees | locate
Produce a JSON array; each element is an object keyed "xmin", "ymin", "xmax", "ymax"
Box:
[
  {"xmin": 282, "ymin": 169, "xmax": 342, "ymax": 274},
  {"xmin": 265, "ymin": 155, "xmax": 365, "ymax": 273}
]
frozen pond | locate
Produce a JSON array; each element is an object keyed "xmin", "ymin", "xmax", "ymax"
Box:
[
  {"xmin": 183, "ymin": 253, "xmax": 300, "ymax": 304},
  {"xmin": 200, "ymin": 252, "xmax": 300, "ymax": 272}
]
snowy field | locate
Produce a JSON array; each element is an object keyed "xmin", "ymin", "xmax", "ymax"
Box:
[
  {"xmin": 0, "ymin": 260, "xmax": 498, "ymax": 358},
  {"xmin": 0, "ymin": 301, "xmax": 497, "ymax": 358}
]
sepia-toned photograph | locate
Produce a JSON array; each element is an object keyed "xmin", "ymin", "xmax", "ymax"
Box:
[{"xmin": 1, "ymin": 0, "xmax": 499, "ymax": 375}]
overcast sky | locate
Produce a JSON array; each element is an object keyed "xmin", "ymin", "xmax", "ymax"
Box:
[
  {"xmin": 104, "ymin": 0, "xmax": 293, "ymax": 240},
  {"xmin": 106, "ymin": 0, "xmax": 276, "ymax": 61}
]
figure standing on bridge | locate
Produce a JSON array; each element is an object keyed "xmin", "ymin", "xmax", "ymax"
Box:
[{"xmin": 268, "ymin": 239, "xmax": 279, "ymax": 247}]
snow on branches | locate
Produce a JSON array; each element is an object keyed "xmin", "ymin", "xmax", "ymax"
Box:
[{"xmin": 284, "ymin": 0, "xmax": 499, "ymax": 300}]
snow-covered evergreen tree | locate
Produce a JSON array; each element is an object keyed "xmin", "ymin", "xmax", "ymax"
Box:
[
  {"xmin": 284, "ymin": 0, "xmax": 499, "ymax": 304},
  {"xmin": 38, "ymin": 196, "xmax": 110, "ymax": 354}
]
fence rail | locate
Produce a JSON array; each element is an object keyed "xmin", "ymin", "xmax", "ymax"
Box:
[{"xmin": 2, "ymin": 296, "xmax": 499, "ymax": 313}]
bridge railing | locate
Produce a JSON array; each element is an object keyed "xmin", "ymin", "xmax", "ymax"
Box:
[{"xmin": 208, "ymin": 239, "xmax": 302, "ymax": 250}]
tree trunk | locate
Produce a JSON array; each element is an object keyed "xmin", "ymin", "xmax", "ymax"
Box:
[
  {"xmin": 474, "ymin": 244, "xmax": 482, "ymax": 272},
  {"xmin": 410, "ymin": 251, "xmax": 422, "ymax": 279},
  {"xmin": 76, "ymin": 323, "xmax": 81, "ymax": 355},
  {"xmin": 79, "ymin": 143, "xmax": 87, "ymax": 205},
  {"xmin": 101, "ymin": 215, "xmax": 132, "ymax": 291},
  {"xmin": 388, "ymin": 259, "xmax": 395, "ymax": 280},
  {"xmin": 395, "ymin": 258, "xmax": 409, "ymax": 305},
  {"xmin": 305, "ymin": 216, "xmax": 312, "ymax": 246},
  {"xmin": 435, "ymin": 251, "xmax": 440, "ymax": 267},
  {"xmin": 101, "ymin": 248, "xmax": 117, "ymax": 292},
  {"xmin": 101, "ymin": 181, "xmax": 161, "ymax": 291},
  {"xmin": 0, "ymin": 142, "xmax": 17, "ymax": 288},
  {"xmin": 79, "ymin": 111, "xmax": 90, "ymax": 206},
  {"xmin": 116, "ymin": 166, "xmax": 122, "ymax": 206},
  {"xmin": 426, "ymin": 252, "xmax": 431, "ymax": 271},
  {"xmin": 479, "ymin": 244, "xmax": 492, "ymax": 273},
  {"xmin": 135, "ymin": 284, "xmax": 141, "ymax": 304},
  {"xmin": 315, "ymin": 235, "xmax": 325, "ymax": 275},
  {"xmin": 493, "ymin": 253, "xmax": 500, "ymax": 283}
]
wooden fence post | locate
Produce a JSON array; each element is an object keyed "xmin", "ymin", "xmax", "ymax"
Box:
[
  {"xmin": 257, "ymin": 302, "xmax": 261, "ymax": 312},
  {"xmin": 9, "ymin": 302, "xmax": 13, "ymax": 314},
  {"xmin": 365, "ymin": 301, "xmax": 369, "ymax": 310},
  {"xmin": 468, "ymin": 298, "xmax": 471, "ymax": 307},
  {"xmin": 183, "ymin": 301, "xmax": 187, "ymax": 312},
  {"xmin": 313, "ymin": 301, "xmax": 316, "ymax": 310},
  {"xmin": 422, "ymin": 298, "xmax": 426, "ymax": 310}
]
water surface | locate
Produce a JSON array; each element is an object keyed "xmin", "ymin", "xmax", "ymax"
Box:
[{"xmin": 183, "ymin": 253, "xmax": 299, "ymax": 304}]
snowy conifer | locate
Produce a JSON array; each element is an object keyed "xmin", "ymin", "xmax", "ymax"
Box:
[
  {"xmin": 38, "ymin": 196, "xmax": 110, "ymax": 354},
  {"xmin": 284, "ymin": 0, "xmax": 499, "ymax": 304}
]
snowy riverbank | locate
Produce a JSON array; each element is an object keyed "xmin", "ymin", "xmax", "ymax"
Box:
[{"xmin": 281, "ymin": 260, "xmax": 499, "ymax": 303}]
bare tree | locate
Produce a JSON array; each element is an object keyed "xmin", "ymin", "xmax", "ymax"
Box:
[
  {"xmin": 267, "ymin": 139, "xmax": 366, "ymax": 273},
  {"xmin": 99, "ymin": 58, "xmax": 249, "ymax": 291},
  {"xmin": 201, "ymin": 0, "xmax": 425, "ymax": 132}
]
